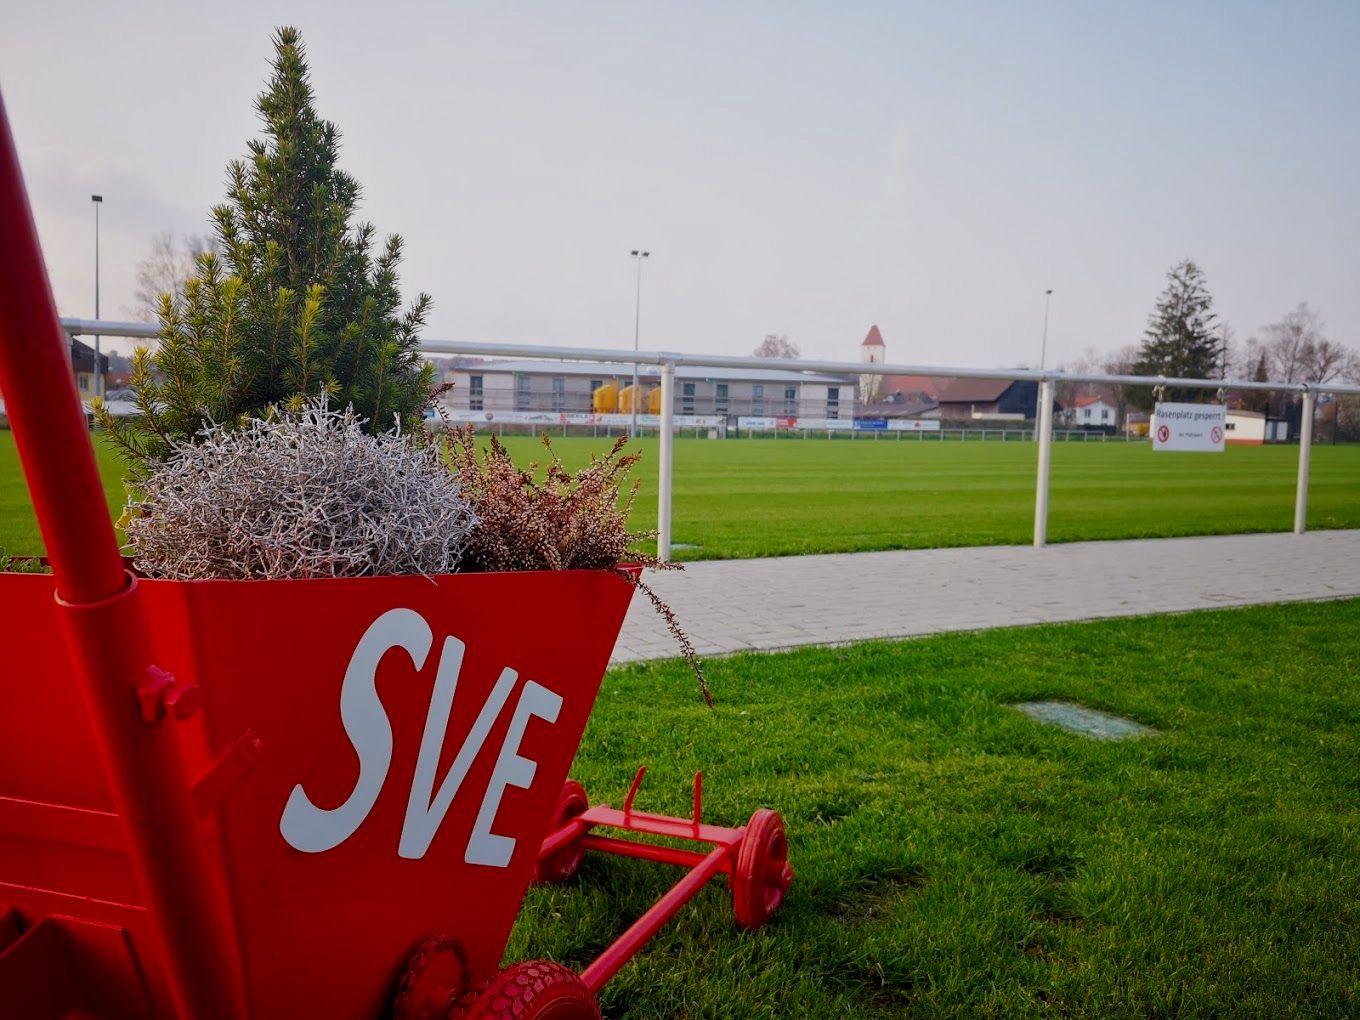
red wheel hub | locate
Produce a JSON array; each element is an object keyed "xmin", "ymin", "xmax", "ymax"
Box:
[
  {"xmin": 732, "ymin": 809, "xmax": 793, "ymax": 931},
  {"xmin": 393, "ymin": 935, "xmax": 470, "ymax": 1020},
  {"xmin": 535, "ymin": 780, "xmax": 590, "ymax": 885}
]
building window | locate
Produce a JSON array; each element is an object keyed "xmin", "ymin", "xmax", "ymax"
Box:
[
  {"xmin": 827, "ymin": 386, "xmax": 840, "ymax": 419},
  {"xmin": 682, "ymin": 381, "xmax": 695, "ymax": 414},
  {"xmin": 1101, "ymin": 408, "xmax": 1110, "ymax": 421},
  {"xmin": 784, "ymin": 385, "xmax": 797, "ymax": 414},
  {"xmin": 1083, "ymin": 408, "xmax": 1091, "ymax": 420},
  {"xmin": 469, "ymin": 374, "xmax": 484, "ymax": 411},
  {"xmin": 752, "ymin": 384, "xmax": 764, "ymax": 415},
  {"xmin": 590, "ymin": 379, "xmax": 603, "ymax": 394},
  {"xmin": 78, "ymin": 374, "xmax": 89, "ymax": 392},
  {"xmin": 551, "ymin": 376, "xmax": 565, "ymax": 411},
  {"xmin": 516, "ymin": 375, "xmax": 531, "ymax": 411},
  {"xmin": 715, "ymin": 383, "xmax": 729, "ymax": 414}
]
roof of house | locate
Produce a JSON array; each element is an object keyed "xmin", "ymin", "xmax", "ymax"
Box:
[
  {"xmin": 857, "ymin": 399, "xmax": 938, "ymax": 419},
  {"xmin": 1074, "ymin": 395, "xmax": 1110, "ymax": 407},
  {"xmin": 1227, "ymin": 409, "xmax": 1265, "ymax": 419},
  {"xmin": 464, "ymin": 359, "xmax": 852, "ymax": 386},
  {"xmin": 69, "ymin": 338, "xmax": 109, "ymax": 374},
  {"xmin": 860, "ymin": 324, "xmax": 885, "ymax": 348},
  {"xmin": 935, "ymin": 378, "xmax": 1018, "ymax": 404},
  {"xmin": 879, "ymin": 374, "xmax": 947, "ymax": 399}
]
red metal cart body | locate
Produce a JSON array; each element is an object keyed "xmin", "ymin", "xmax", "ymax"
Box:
[
  {"xmin": 0, "ymin": 85, "xmax": 789, "ymax": 1019},
  {"xmin": 1, "ymin": 568, "xmax": 634, "ymax": 1017}
]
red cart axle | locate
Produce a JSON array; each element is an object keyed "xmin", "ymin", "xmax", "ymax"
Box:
[{"xmin": 396, "ymin": 768, "xmax": 792, "ymax": 1018}]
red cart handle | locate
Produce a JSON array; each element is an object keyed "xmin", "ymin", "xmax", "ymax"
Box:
[
  {"xmin": 0, "ymin": 89, "xmax": 246, "ymax": 1019},
  {"xmin": 0, "ymin": 92, "xmax": 125, "ymax": 604}
]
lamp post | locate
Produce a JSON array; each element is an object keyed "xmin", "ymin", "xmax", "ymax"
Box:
[
  {"xmin": 629, "ymin": 249, "xmax": 649, "ymax": 436},
  {"xmin": 91, "ymin": 194, "xmax": 103, "ymax": 400},
  {"xmin": 1039, "ymin": 288, "xmax": 1053, "ymax": 370}
]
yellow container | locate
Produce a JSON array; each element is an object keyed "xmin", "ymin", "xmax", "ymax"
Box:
[{"xmin": 592, "ymin": 382, "xmax": 619, "ymax": 413}]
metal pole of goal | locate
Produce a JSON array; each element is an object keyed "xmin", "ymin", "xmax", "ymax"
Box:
[
  {"xmin": 657, "ymin": 360, "xmax": 676, "ymax": 561},
  {"xmin": 1033, "ymin": 376, "xmax": 1055, "ymax": 548},
  {"xmin": 1294, "ymin": 387, "xmax": 1315, "ymax": 535}
]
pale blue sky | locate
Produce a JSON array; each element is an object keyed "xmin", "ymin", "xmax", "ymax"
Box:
[{"xmin": 2, "ymin": 1, "xmax": 1357, "ymax": 366}]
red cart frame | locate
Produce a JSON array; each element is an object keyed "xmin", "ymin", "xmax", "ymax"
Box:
[{"xmin": 0, "ymin": 89, "xmax": 789, "ymax": 1019}]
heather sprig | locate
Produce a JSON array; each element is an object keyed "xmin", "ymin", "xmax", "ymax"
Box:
[{"xmin": 447, "ymin": 427, "xmax": 711, "ymax": 704}]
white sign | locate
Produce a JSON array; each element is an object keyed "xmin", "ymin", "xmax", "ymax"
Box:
[
  {"xmin": 796, "ymin": 417, "xmax": 854, "ymax": 431},
  {"xmin": 886, "ymin": 419, "xmax": 941, "ymax": 432},
  {"xmin": 1152, "ymin": 402, "xmax": 1226, "ymax": 452}
]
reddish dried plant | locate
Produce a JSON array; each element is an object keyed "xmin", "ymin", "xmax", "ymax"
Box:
[{"xmin": 446, "ymin": 426, "xmax": 711, "ymax": 705}]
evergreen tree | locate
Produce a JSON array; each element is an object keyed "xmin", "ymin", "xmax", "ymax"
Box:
[
  {"xmin": 1130, "ymin": 259, "xmax": 1222, "ymax": 407},
  {"xmin": 100, "ymin": 27, "xmax": 433, "ymax": 465},
  {"xmin": 1241, "ymin": 350, "xmax": 1272, "ymax": 413}
]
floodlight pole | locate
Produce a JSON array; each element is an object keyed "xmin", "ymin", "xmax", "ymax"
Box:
[
  {"xmin": 1033, "ymin": 376, "xmax": 1055, "ymax": 547},
  {"xmin": 1039, "ymin": 288, "xmax": 1053, "ymax": 370},
  {"xmin": 91, "ymin": 193, "xmax": 103, "ymax": 399},
  {"xmin": 658, "ymin": 360, "xmax": 676, "ymax": 561},
  {"xmin": 629, "ymin": 250, "xmax": 649, "ymax": 436},
  {"xmin": 1294, "ymin": 387, "xmax": 1315, "ymax": 535}
]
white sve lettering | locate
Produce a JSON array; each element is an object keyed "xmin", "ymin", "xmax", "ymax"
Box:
[
  {"xmin": 466, "ymin": 681, "xmax": 562, "ymax": 867},
  {"xmin": 279, "ymin": 608, "xmax": 428, "ymax": 853},
  {"xmin": 398, "ymin": 637, "xmax": 518, "ymax": 860},
  {"xmin": 279, "ymin": 608, "xmax": 562, "ymax": 865}
]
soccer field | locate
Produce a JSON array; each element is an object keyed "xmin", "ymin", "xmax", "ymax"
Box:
[{"xmin": 2, "ymin": 432, "xmax": 1358, "ymax": 560}]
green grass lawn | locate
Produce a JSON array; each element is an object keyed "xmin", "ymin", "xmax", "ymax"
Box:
[
  {"xmin": 513, "ymin": 599, "xmax": 1360, "ymax": 1017},
  {"xmin": 2, "ymin": 431, "xmax": 1358, "ymax": 560}
]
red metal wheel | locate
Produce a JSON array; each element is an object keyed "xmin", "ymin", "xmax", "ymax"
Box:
[
  {"xmin": 392, "ymin": 934, "xmax": 470, "ymax": 1020},
  {"xmin": 535, "ymin": 779, "xmax": 590, "ymax": 885},
  {"xmin": 452, "ymin": 960, "xmax": 599, "ymax": 1019},
  {"xmin": 732, "ymin": 808, "xmax": 793, "ymax": 931}
]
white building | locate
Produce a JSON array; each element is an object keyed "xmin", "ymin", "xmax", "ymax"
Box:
[
  {"xmin": 443, "ymin": 359, "xmax": 854, "ymax": 421},
  {"xmin": 1225, "ymin": 409, "xmax": 1289, "ymax": 444},
  {"xmin": 1068, "ymin": 395, "xmax": 1117, "ymax": 427},
  {"xmin": 859, "ymin": 324, "xmax": 885, "ymax": 404}
]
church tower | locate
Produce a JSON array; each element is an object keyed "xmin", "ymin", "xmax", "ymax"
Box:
[{"xmin": 859, "ymin": 324, "xmax": 885, "ymax": 404}]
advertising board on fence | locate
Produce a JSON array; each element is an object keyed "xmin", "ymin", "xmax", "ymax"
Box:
[
  {"xmin": 886, "ymin": 419, "xmax": 941, "ymax": 432},
  {"xmin": 735, "ymin": 416, "xmax": 940, "ymax": 433},
  {"xmin": 795, "ymin": 417, "xmax": 854, "ymax": 431},
  {"xmin": 1151, "ymin": 402, "xmax": 1226, "ymax": 452},
  {"xmin": 440, "ymin": 409, "xmax": 724, "ymax": 428}
]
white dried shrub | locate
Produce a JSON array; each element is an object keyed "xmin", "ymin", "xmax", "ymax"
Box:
[{"xmin": 126, "ymin": 402, "xmax": 476, "ymax": 580}]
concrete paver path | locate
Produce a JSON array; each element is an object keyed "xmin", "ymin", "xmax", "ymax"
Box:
[{"xmin": 613, "ymin": 530, "xmax": 1360, "ymax": 663}]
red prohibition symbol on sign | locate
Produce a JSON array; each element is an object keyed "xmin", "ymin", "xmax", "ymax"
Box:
[
  {"xmin": 1210, "ymin": 426, "xmax": 1223, "ymax": 444},
  {"xmin": 1156, "ymin": 424, "xmax": 1171, "ymax": 443}
]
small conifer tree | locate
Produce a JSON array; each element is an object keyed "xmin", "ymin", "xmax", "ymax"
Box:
[
  {"xmin": 99, "ymin": 27, "xmax": 433, "ymax": 465},
  {"xmin": 1131, "ymin": 259, "xmax": 1223, "ymax": 407}
]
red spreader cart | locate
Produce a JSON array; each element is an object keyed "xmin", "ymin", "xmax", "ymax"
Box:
[{"xmin": 0, "ymin": 91, "xmax": 791, "ymax": 1019}]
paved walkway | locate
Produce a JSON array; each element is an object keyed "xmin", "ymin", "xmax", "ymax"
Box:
[{"xmin": 613, "ymin": 530, "xmax": 1360, "ymax": 663}]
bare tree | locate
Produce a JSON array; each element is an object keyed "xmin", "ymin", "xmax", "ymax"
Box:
[
  {"xmin": 1054, "ymin": 347, "xmax": 1103, "ymax": 415},
  {"xmin": 1101, "ymin": 343, "xmax": 1140, "ymax": 429},
  {"xmin": 1306, "ymin": 338, "xmax": 1350, "ymax": 383},
  {"xmin": 1255, "ymin": 303, "xmax": 1325, "ymax": 384},
  {"xmin": 1250, "ymin": 303, "xmax": 1348, "ymax": 417},
  {"xmin": 753, "ymin": 333, "xmax": 800, "ymax": 359},
  {"xmin": 127, "ymin": 232, "xmax": 214, "ymax": 323}
]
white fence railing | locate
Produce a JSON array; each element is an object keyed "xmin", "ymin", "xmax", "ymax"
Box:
[{"xmin": 61, "ymin": 318, "xmax": 1360, "ymax": 561}]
